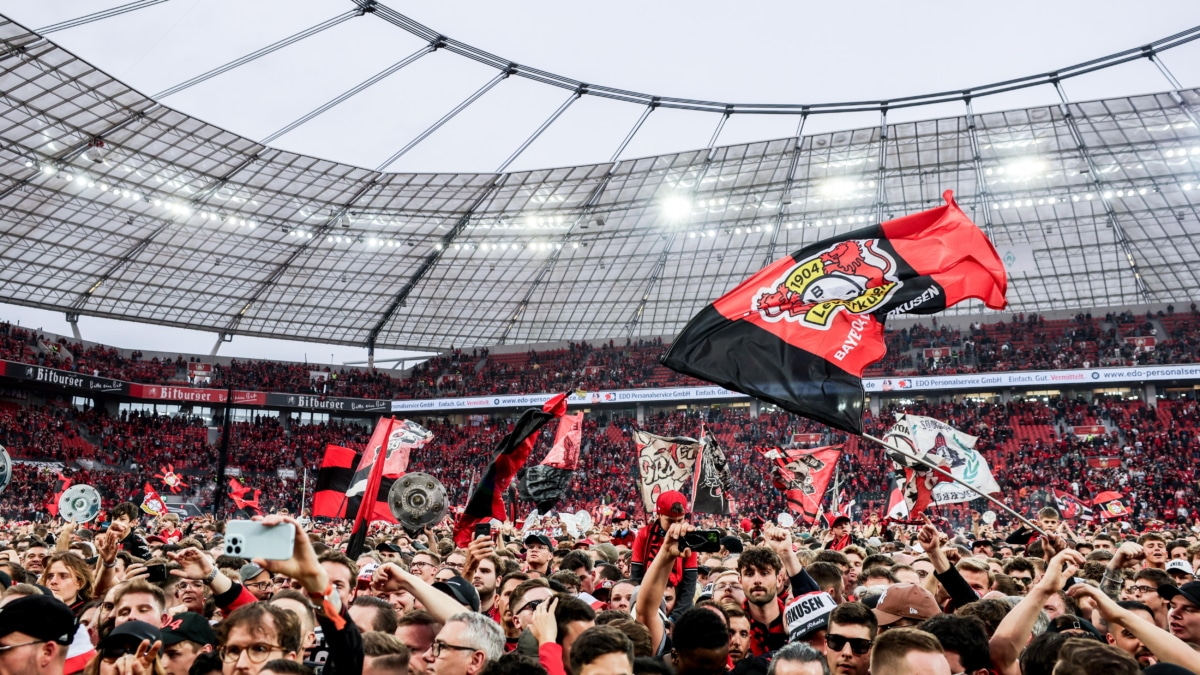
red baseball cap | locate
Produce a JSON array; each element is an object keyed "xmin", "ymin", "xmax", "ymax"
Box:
[{"xmin": 656, "ymin": 490, "xmax": 688, "ymax": 517}]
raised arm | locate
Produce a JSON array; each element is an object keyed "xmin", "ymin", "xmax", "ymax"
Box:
[
  {"xmin": 989, "ymin": 549, "xmax": 1084, "ymax": 675},
  {"xmin": 1068, "ymin": 583, "xmax": 1200, "ymax": 673}
]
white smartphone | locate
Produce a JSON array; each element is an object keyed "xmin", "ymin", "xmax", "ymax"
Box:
[{"xmin": 224, "ymin": 520, "xmax": 295, "ymax": 560}]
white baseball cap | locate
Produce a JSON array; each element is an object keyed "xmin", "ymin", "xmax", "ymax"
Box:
[{"xmin": 1166, "ymin": 559, "xmax": 1194, "ymax": 577}]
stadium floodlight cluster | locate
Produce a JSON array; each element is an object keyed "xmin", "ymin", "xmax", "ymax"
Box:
[{"xmin": 0, "ymin": 11, "xmax": 1198, "ymax": 352}]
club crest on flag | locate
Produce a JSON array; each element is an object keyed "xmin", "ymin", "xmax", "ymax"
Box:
[{"xmin": 753, "ymin": 239, "xmax": 901, "ymax": 328}]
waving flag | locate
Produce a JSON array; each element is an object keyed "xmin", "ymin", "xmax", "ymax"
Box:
[
  {"xmin": 883, "ymin": 414, "xmax": 999, "ymax": 517},
  {"xmin": 662, "ymin": 192, "xmax": 1006, "ymax": 433},
  {"xmin": 141, "ymin": 483, "xmax": 167, "ymax": 516},
  {"xmin": 759, "ymin": 445, "xmax": 841, "ymax": 524},
  {"xmin": 312, "ymin": 444, "xmax": 357, "ymax": 519},
  {"xmin": 519, "ymin": 411, "xmax": 584, "ymax": 513},
  {"xmin": 1052, "ymin": 489, "xmax": 1093, "ymax": 521},
  {"xmin": 454, "ymin": 394, "xmax": 568, "ymax": 545},
  {"xmin": 46, "ymin": 472, "xmax": 72, "ymax": 518},
  {"xmin": 633, "ymin": 430, "xmax": 701, "ymax": 513},
  {"xmin": 1092, "ymin": 491, "xmax": 1130, "ymax": 520},
  {"xmin": 691, "ymin": 430, "xmax": 734, "ymax": 515},
  {"xmin": 346, "ymin": 419, "xmax": 434, "ymax": 525},
  {"xmin": 228, "ymin": 478, "xmax": 262, "ymax": 515}
]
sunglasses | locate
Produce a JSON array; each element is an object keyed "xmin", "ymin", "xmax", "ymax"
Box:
[
  {"xmin": 516, "ymin": 598, "xmax": 546, "ymax": 614},
  {"xmin": 825, "ymin": 634, "xmax": 873, "ymax": 655},
  {"xmin": 102, "ymin": 645, "xmax": 139, "ymax": 661}
]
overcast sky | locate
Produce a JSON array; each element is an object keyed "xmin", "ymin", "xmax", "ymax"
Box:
[{"xmin": 2, "ymin": 0, "xmax": 1198, "ymax": 365}]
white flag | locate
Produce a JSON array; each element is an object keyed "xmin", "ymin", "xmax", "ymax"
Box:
[{"xmin": 894, "ymin": 414, "xmax": 1000, "ymax": 506}]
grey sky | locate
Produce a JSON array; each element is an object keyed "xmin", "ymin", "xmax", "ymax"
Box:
[{"xmin": 2, "ymin": 0, "xmax": 1198, "ymax": 365}]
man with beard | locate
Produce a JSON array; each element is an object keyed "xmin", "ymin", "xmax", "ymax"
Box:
[
  {"xmin": 496, "ymin": 573, "xmax": 530, "ymax": 642},
  {"xmin": 462, "ymin": 535, "xmax": 503, "ymax": 622},
  {"xmin": 1069, "ymin": 583, "xmax": 1200, "ymax": 674},
  {"xmin": 738, "ymin": 547, "xmax": 790, "ymax": 656},
  {"xmin": 711, "ymin": 570, "xmax": 746, "ymax": 607},
  {"xmin": 1095, "ymin": 600, "xmax": 1159, "ymax": 668}
]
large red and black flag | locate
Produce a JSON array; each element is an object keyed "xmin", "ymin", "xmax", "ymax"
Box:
[
  {"xmin": 662, "ymin": 191, "xmax": 1006, "ymax": 433},
  {"xmin": 691, "ymin": 428, "xmax": 733, "ymax": 515},
  {"xmin": 518, "ymin": 410, "xmax": 583, "ymax": 513},
  {"xmin": 454, "ymin": 393, "xmax": 568, "ymax": 545},
  {"xmin": 312, "ymin": 444, "xmax": 357, "ymax": 519}
]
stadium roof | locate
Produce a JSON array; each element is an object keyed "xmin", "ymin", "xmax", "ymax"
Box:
[{"xmin": 2, "ymin": 9, "xmax": 1200, "ymax": 351}]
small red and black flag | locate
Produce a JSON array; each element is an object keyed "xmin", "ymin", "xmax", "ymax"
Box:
[
  {"xmin": 46, "ymin": 472, "xmax": 72, "ymax": 518},
  {"xmin": 454, "ymin": 393, "xmax": 568, "ymax": 545},
  {"xmin": 518, "ymin": 410, "xmax": 583, "ymax": 513},
  {"xmin": 228, "ymin": 478, "xmax": 262, "ymax": 515},
  {"xmin": 662, "ymin": 191, "xmax": 1006, "ymax": 434}
]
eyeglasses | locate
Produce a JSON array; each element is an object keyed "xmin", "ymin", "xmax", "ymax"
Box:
[
  {"xmin": 1010, "ymin": 577, "xmax": 1032, "ymax": 586},
  {"xmin": 430, "ymin": 641, "xmax": 479, "ymax": 658},
  {"xmin": 444, "ymin": 562, "xmax": 464, "ymax": 570},
  {"xmin": 1130, "ymin": 585, "xmax": 1159, "ymax": 596},
  {"xmin": 0, "ymin": 641, "xmax": 46, "ymax": 653},
  {"xmin": 218, "ymin": 644, "xmax": 285, "ymax": 664},
  {"xmin": 409, "ymin": 561, "xmax": 433, "ymax": 571},
  {"xmin": 825, "ymin": 634, "xmax": 873, "ymax": 655},
  {"xmin": 516, "ymin": 598, "xmax": 545, "ymax": 615},
  {"xmin": 175, "ymin": 580, "xmax": 205, "ymax": 591},
  {"xmin": 244, "ymin": 581, "xmax": 274, "ymax": 592}
]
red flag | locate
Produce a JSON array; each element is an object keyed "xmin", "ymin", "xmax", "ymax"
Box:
[
  {"xmin": 228, "ymin": 478, "xmax": 262, "ymax": 515},
  {"xmin": 1092, "ymin": 491, "xmax": 1129, "ymax": 520},
  {"xmin": 541, "ymin": 411, "xmax": 583, "ymax": 470},
  {"xmin": 518, "ymin": 411, "xmax": 584, "ymax": 513},
  {"xmin": 455, "ymin": 393, "xmax": 568, "ymax": 546},
  {"xmin": 46, "ymin": 472, "xmax": 72, "ymax": 518},
  {"xmin": 758, "ymin": 445, "xmax": 841, "ymax": 524},
  {"xmin": 312, "ymin": 444, "xmax": 357, "ymax": 519},
  {"xmin": 663, "ymin": 191, "xmax": 1007, "ymax": 433},
  {"xmin": 352, "ymin": 418, "xmax": 398, "ymax": 534},
  {"xmin": 1052, "ymin": 489, "xmax": 1093, "ymax": 521},
  {"xmin": 141, "ymin": 483, "xmax": 167, "ymax": 516},
  {"xmin": 346, "ymin": 419, "xmax": 434, "ymax": 526}
]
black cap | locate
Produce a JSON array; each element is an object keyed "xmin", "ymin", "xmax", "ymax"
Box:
[
  {"xmin": 160, "ymin": 612, "xmax": 217, "ymax": 647},
  {"xmin": 0, "ymin": 571, "xmax": 10, "ymax": 590},
  {"xmin": 0, "ymin": 595, "xmax": 75, "ymax": 644},
  {"xmin": 377, "ymin": 542, "xmax": 403, "ymax": 553},
  {"xmin": 971, "ymin": 539, "xmax": 993, "ymax": 550},
  {"xmin": 720, "ymin": 536, "xmax": 744, "ymax": 554},
  {"xmin": 433, "ymin": 575, "xmax": 481, "ymax": 613},
  {"xmin": 99, "ymin": 621, "xmax": 161, "ymax": 651},
  {"xmin": 1159, "ymin": 581, "xmax": 1200, "ymax": 608},
  {"xmin": 524, "ymin": 533, "xmax": 553, "ymax": 549}
]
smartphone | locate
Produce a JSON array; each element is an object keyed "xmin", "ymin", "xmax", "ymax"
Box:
[
  {"xmin": 474, "ymin": 523, "xmax": 492, "ymax": 540},
  {"xmin": 146, "ymin": 563, "xmax": 168, "ymax": 584},
  {"xmin": 682, "ymin": 529, "xmax": 722, "ymax": 553},
  {"xmin": 224, "ymin": 520, "xmax": 295, "ymax": 560}
]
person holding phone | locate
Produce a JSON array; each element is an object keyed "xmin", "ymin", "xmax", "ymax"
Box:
[{"xmin": 629, "ymin": 491, "xmax": 697, "ymax": 624}]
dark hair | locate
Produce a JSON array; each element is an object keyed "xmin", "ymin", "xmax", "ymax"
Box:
[
  {"xmin": 569, "ymin": 626, "xmax": 634, "ymax": 675},
  {"xmin": 767, "ymin": 643, "xmax": 828, "ymax": 675},
  {"xmin": 483, "ymin": 653, "xmax": 549, "ymax": 675},
  {"xmin": 829, "ymin": 601, "xmax": 878, "ymax": 640},
  {"xmin": 1096, "ymin": 601, "xmax": 1153, "ymax": 635},
  {"xmin": 737, "ymin": 547, "xmax": 782, "ymax": 576},
  {"xmin": 1052, "ymin": 638, "xmax": 1139, "ymax": 675},
  {"xmin": 920, "ymin": 615, "xmax": 990, "ymax": 673},
  {"xmin": 500, "ymin": 572, "xmax": 531, "ymax": 592},
  {"xmin": 362, "ymin": 631, "xmax": 409, "ymax": 658},
  {"xmin": 1018, "ymin": 631, "xmax": 1070, "ymax": 675},
  {"xmin": 594, "ymin": 610, "xmax": 629, "ymax": 625},
  {"xmin": 595, "ymin": 564, "xmax": 622, "ymax": 583},
  {"xmin": 549, "ymin": 571, "xmax": 582, "ymax": 593},
  {"xmin": 1137, "ymin": 532, "xmax": 1166, "ymax": 545},
  {"xmin": 560, "ymin": 551, "xmax": 594, "ymax": 575},
  {"xmin": 271, "ymin": 589, "xmax": 316, "ymax": 620},
  {"xmin": 955, "ymin": 598, "xmax": 1012, "ymax": 639},
  {"xmin": 1002, "ymin": 557, "xmax": 1035, "ymax": 575},
  {"xmin": 806, "ymin": 562, "xmax": 844, "ymax": 594},
  {"xmin": 510, "ymin": 578, "xmax": 551, "ymax": 615},
  {"xmin": 671, "ymin": 607, "xmax": 729, "ymax": 653},
  {"xmin": 216, "ymin": 603, "xmax": 302, "ymax": 655},
  {"xmin": 396, "ymin": 609, "xmax": 441, "ymax": 629},
  {"xmin": 861, "ymin": 554, "xmax": 893, "ymax": 570},
  {"xmin": 607, "ymin": 619, "xmax": 653, "ymax": 658},
  {"xmin": 259, "ymin": 660, "xmax": 313, "ymax": 675},
  {"xmin": 1134, "ymin": 568, "xmax": 1172, "ymax": 587},
  {"xmin": 862, "ymin": 566, "xmax": 897, "ymax": 584},
  {"xmin": 316, "ymin": 551, "xmax": 358, "ymax": 579},
  {"xmin": 188, "ymin": 652, "xmax": 223, "ymax": 675},
  {"xmin": 352, "ymin": 596, "xmax": 399, "ymax": 634},
  {"xmin": 110, "ymin": 503, "xmax": 140, "ymax": 522},
  {"xmin": 814, "ymin": 550, "xmax": 850, "ymax": 568},
  {"xmin": 554, "ymin": 594, "xmax": 597, "ymax": 646},
  {"xmin": 632, "ymin": 656, "xmax": 673, "ymax": 675}
]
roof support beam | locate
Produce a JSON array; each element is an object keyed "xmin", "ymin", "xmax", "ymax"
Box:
[
  {"xmin": 495, "ymin": 87, "xmax": 584, "ymax": 174},
  {"xmin": 37, "ymin": 0, "xmax": 169, "ymax": 34},
  {"xmin": 493, "ymin": 102, "xmax": 659, "ymax": 345},
  {"xmin": 762, "ymin": 113, "xmax": 808, "ymax": 265},
  {"xmin": 1148, "ymin": 51, "xmax": 1200, "ymax": 129},
  {"xmin": 1052, "ymin": 79, "xmax": 1151, "ymax": 302},
  {"xmin": 222, "ymin": 175, "xmax": 383, "ymax": 334},
  {"xmin": 262, "ymin": 40, "xmax": 439, "ymax": 145},
  {"xmin": 872, "ymin": 108, "xmax": 889, "ymax": 223},
  {"xmin": 964, "ymin": 99, "xmax": 996, "ymax": 240},
  {"xmin": 621, "ymin": 109, "xmax": 731, "ymax": 337},
  {"xmin": 154, "ymin": 9, "xmax": 362, "ymax": 99},
  {"xmin": 375, "ymin": 68, "xmax": 513, "ymax": 172},
  {"xmin": 366, "ymin": 176, "xmax": 506, "ymax": 348}
]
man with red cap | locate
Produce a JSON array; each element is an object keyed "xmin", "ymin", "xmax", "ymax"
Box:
[{"xmin": 630, "ymin": 490, "xmax": 698, "ymax": 622}]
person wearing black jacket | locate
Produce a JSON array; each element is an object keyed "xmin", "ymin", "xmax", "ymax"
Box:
[{"xmin": 108, "ymin": 502, "xmax": 153, "ymax": 560}]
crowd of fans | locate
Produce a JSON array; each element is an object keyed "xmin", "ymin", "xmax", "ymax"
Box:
[{"xmin": 4, "ymin": 306, "xmax": 1200, "ymax": 403}]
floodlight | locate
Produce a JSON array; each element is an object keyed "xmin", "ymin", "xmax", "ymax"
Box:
[{"xmin": 662, "ymin": 195, "xmax": 692, "ymax": 221}]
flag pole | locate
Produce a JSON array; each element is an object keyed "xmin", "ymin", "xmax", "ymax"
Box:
[{"xmin": 860, "ymin": 433, "xmax": 1047, "ymax": 537}]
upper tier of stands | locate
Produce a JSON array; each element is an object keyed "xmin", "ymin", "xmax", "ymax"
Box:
[{"xmin": 3, "ymin": 307, "xmax": 1199, "ymax": 401}]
